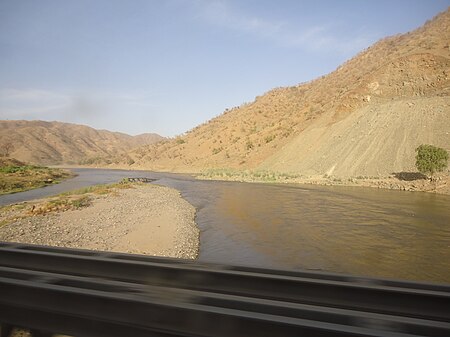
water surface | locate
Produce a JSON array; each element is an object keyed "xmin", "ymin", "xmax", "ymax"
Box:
[
  {"xmin": 1, "ymin": 168, "xmax": 449, "ymax": 283},
  {"xmin": 160, "ymin": 177, "xmax": 450, "ymax": 283}
]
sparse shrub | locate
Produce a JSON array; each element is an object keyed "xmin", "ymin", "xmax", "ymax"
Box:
[
  {"xmin": 212, "ymin": 147, "xmax": 223, "ymax": 155},
  {"xmin": 0, "ymin": 165, "xmax": 41, "ymax": 174},
  {"xmin": 415, "ymin": 144, "xmax": 448, "ymax": 178},
  {"xmin": 0, "ymin": 142, "xmax": 14, "ymax": 157},
  {"xmin": 71, "ymin": 196, "xmax": 91, "ymax": 208},
  {"xmin": 282, "ymin": 127, "xmax": 294, "ymax": 138},
  {"xmin": 176, "ymin": 138, "xmax": 185, "ymax": 144},
  {"xmin": 246, "ymin": 140, "xmax": 254, "ymax": 150}
]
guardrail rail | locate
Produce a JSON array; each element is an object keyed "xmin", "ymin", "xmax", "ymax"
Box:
[{"xmin": 0, "ymin": 241, "xmax": 449, "ymax": 336}]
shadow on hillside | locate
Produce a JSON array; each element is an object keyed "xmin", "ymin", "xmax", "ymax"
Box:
[{"xmin": 393, "ymin": 172, "xmax": 428, "ymax": 181}]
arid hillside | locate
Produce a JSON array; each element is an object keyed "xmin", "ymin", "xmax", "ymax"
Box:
[
  {"xmin": 126, "ymin": 8, "xmax": 449, "ymax": 178},
  {"xmin": 0, "ymin": 120, "xmax": 164, "ymax": 165}
]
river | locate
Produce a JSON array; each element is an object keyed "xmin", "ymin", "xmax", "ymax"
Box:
[{"xmin": 1, "ymin": 168, "xmax": 449, "ymax": 283}]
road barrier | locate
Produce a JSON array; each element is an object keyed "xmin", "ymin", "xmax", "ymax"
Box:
[{"xmin": 0, "ymin": 241, "xmax": 449, "ymax": 336}]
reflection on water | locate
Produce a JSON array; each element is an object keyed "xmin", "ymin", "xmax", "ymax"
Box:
[
  {"xmin": 162, "ymin": 179, "xmax": 450, "ymax": 283},
  {"xmin": 1, "ymin": 168, "xmax": 449, "ymax": 283}
]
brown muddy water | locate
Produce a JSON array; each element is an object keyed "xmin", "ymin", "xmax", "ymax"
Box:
[
  {"xmin": 159, "ymin": 176, "xmax": 450, "ymax": 284},
  {"xmin": 1, "ymin": 168, "xmax": 449, "ymax": 283}
]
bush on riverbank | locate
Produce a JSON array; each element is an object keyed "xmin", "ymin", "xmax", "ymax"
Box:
[{"xmin": 415, "ymin": 144, "xmax": 449, "ymax": 178}]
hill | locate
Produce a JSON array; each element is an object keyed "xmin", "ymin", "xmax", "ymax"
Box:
[
  {"xmin": 125, "ymin": 8, "xmax": 449, "ymax": 179},
  {"xmin": 0, "ymin": 120, "xmax": 164, "ymax": 165}
]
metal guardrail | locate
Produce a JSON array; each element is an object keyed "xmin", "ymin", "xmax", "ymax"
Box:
[{"xmin": 0, "ymin": 241, "xmax": 449, "ymax": 337}]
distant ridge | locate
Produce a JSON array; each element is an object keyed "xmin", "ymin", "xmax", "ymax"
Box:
[
  {"xmin": 0, "ymin": 120, "xmax": 164, "ymax": 165},
  {"xmin": 124, "ymin": 8, "xmax": 449, "ymax": 178}
]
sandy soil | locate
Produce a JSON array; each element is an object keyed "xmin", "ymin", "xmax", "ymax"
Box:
[
  {"xmin": 0, "ymin": 184, "xmax": 199, "ymax": 259},
  {"xmin": 291, "ymin": 174, "xmax": 450, "ymax": 195},
  {"xmin": 261, "ymin": 97, "xmax": 450, "ymax": 178},
  {"xmin": 199, "ymin": 171, "xmax": 450, "ymax": 195}
]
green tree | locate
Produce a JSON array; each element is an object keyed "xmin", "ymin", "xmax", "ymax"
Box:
[{"xmin": 415, "ymin": 144, "xmax": 448, "ymax": 178}]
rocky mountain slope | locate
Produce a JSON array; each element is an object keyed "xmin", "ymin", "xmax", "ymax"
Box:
[
  {"xmin": 127, "ymin": 8, "xmax": 449, "ymax": 178},
  {"xmin": 0, "ymin": 120, "xmax": 164, "ymax": 165}
]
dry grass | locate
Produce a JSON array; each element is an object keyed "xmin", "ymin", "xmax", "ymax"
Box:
[
  {"xmin": 199, "ymin": 168, "xmax": 304, "ymax": 183},
  {"xmin": 59, "ymin": 180, "xmax": 137, "ymax": 197}
]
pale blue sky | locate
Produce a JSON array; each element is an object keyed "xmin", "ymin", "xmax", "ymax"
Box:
[{"xmin": 0, "ymin": 0, "xmax": 448, "ymax": 136}]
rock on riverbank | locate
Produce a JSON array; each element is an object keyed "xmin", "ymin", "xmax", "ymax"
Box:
[{"xmin": 0, "ymin": 184, "xmax": 199, "ymax": 259}]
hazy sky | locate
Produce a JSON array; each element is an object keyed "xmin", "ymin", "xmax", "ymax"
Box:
[{"xmin": 0, "ymin": 0, "xmax": 448, "ymax": 136}]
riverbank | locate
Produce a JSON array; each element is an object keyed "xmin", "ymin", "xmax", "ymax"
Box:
[
  {"xmin": 198, "ymin": 169, "xmax": 450, "ymax": 195},
  {"xmin": 64, "ymin": 164, "xmax": 450, "ymax": 195},
  {"xmin": 0, "ymin": 183, "xmax": 199, "ymax": 259},
  {"xmin": 0, "ymin": 158, "xmax": 73, "ymax": 195}
]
